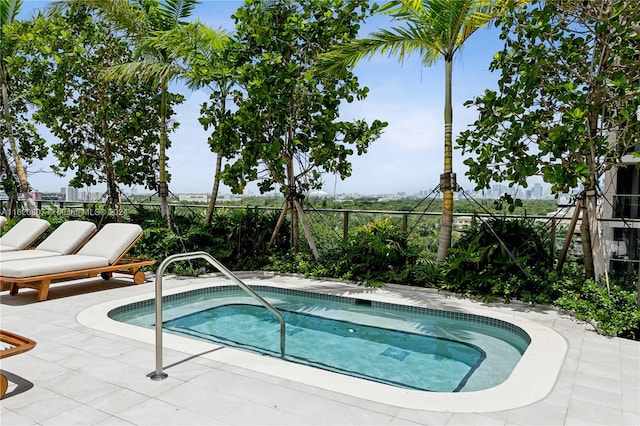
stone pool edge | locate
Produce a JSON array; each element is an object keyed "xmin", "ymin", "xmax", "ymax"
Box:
[{"xmin": 76, "ymin": 275, "xmax": 568, "ymax": 413}]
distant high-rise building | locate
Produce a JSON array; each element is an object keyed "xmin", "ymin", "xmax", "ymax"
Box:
[
  {"xmin": 533, "ymin": 183, "xmax": 543, "ymax": 199},
  {"xmin": 61, "ymin": 187, "xmax": 80, "ymax": 201}
]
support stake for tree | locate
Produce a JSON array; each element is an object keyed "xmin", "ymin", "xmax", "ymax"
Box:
[
  {"xmin": 557, "ymin": 198, "xmax": 582, "ymax": 273},
  {"xmin": 293, "ymin": 198, "xmax": 319, "ymax": 260}
]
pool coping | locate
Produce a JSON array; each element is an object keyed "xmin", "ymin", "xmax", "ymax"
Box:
[{"xmin": 76, "ymin": 275, "xmax": 568, "ymax": 413}]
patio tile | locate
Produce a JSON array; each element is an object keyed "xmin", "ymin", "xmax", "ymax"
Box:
[
  {"xmin": 1, "ymin": 275, "xmax": 638, "ymax": 425},
  {"xmin": 39, "ymin": 404, "xmax": 111, "ymax": 425},
  {"xmin": 566, "ymin": 398, "xmax": 623, "ymax": 425}
]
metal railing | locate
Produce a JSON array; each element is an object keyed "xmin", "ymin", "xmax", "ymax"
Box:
[{"xmin": 149, "ymin": 251, "xmax": 286, "ymax": 381}]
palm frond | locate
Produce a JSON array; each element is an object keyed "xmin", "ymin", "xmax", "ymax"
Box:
[
  {"xmin": 158, "ymin": 0, "xmax": 199, "ymax": 29},
  {"xmin": 101, "ymin": 60, "xmax": 180, "ymax": 87},
  {"xmin": 1, "ymin": 0, "xmax": 22, "ymax": 26},
  {"xmin": 72, "ymin": 0, "xmax": 152, "ymax": 38},
  {"xmin": 316, "ymin": 25, "xmax": 439, "ymax": 73},
  {"xmin": 138, "ymin": 21, "xmax": 230, "ymax": 89}
]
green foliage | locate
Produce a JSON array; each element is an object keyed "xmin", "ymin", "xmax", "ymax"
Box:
[
  {"xmin": 556, "ymin": 279, "xmax": 640, "ymax": 339},
  {"xmin": 457, "ymin": 0, "xmax": 640, "ymax": 195},
  {"xmin": 128, "ymin": 207, "xmax": 290, "ymax": 273},
  {"xmin": 440, "ymin": 216, "xmax": 554, "ymax": 302},
  {"xmin": 331, "ymin": 218, "xmax": 416, "ymax": 285},
  {"xmin": 1, "ymin": 1, "xmax": 49, "ymax": 205},
  {"xmin": 9, "ymin": 4, "xmax": 186, "ymax": 202},
  {"xmin": 216, "ymin": 0, "xmax": 386, "ymax": 196}
]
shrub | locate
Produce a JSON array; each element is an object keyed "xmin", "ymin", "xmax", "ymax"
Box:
[
  {"xmin": 556, "ymin": 279, "xmax": 640, "ymax": 339},
  {"xmin": 439, "ymin": 216, "xmax": 554, "ymax": 301},
  {"xmin": 331, "ymin": 218, "xmax": 416, "ymax": 285}
]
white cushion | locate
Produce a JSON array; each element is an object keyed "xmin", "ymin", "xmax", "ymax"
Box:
[
  {"xmin": 0, "ymin": 254, "xmax": 109, "ymax": 278},
  {"xmin": 36, "ymin": 221, "xmax": 97, "ymax": 254},
  {"xmin": 0, "ymin": 245, "xmax": 18, "ymax": 252},
  {"xmin": 77, "ymin": 223, "xmax": 142, "ymax": 264},
  {"xmin": 0, "ymin": 250, "xmax": 61, "ymax": 262},
  {"xmin": 0, "ymin": 218, "xmax": 50, "ymax": 250}
]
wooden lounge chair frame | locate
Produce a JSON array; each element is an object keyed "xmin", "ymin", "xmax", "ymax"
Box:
[
  {"xmin": 0, "ymin": 330, "xmax": 37, "ymax": 398},
  {"xmin": 2, "ymin": 233, "xmax": 155, "ymax": 302}
]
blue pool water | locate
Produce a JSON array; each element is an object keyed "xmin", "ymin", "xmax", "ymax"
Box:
[{"xmin": 110, "ymin": 285, "xmax": 530, "ymax": 392}]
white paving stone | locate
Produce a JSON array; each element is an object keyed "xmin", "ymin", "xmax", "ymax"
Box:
[{"xmin": 1, "ymin": 273, "xmax": 638, "ymax": 425}]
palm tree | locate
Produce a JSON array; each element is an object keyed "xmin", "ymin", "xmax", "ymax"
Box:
[
  {"xmin": 149, "ymin": 22, "xmax": 231, "ymax": 226},
  {"xmin": 74, "ymin": 0, "xmax": 202, "ymax": 228},
  {"xmin": 316, "ymin": 0, "xmax": 523, "ymax": 261},
  {"xmin": 1, "ymin": 0, "xmax": 39, "ymax": 217}
]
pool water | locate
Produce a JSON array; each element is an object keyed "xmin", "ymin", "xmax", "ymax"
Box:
[{"xmin": 110, "ymin": 286, "xmax": 530, "ymax": 392}]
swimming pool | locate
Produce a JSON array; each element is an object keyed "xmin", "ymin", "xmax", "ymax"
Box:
[
  {"xmin": 77, "ymin": 274, "xmax": 567, "ymax": 412},
  {"xmin": 109, "ymin": 286, "xmax": 529, "ymax": 393}
]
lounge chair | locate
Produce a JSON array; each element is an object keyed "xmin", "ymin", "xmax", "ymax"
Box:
[
  {"xmin": 0, "ymin": 220, "xmax": 97, "ymax": 262},
  {"xmin": 0, "ymin": 223, "xmax": 155, "ymax": 301},
  {"xmin": 0, "ymin": 216, "xmax": 7, "ymax": 230},
  {"xmin": 0, "ymin": 218, "xmax": 50, "ymax": 252},
  {"xmin": 0, "ymin": 330, "xmax": 37, "ymax": 398}
]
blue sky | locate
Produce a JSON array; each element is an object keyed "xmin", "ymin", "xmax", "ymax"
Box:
[{"xmin": 19, "ymin": 0, "xmax": 506, "ymax": 196}]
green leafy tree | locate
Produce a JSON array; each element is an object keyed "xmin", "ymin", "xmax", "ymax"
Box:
[
  {"xmin": 76, "ymin": 0, "xmax": 201, "ymax": 228},
  {"xmin": 1, "ymin": 0, "xmax": 48, "ymax": 216},
  {"xmin": 20, "ymin": 4, "xmax": 172, "ymax": 218},
  {"xmin": 316, "ymin": 0, "xmax": 525, "ymax": 262},
  {"xmin": 220, "ymin": 0, "xmax": 387, "ymax": 254},
  {"xmin": 457, "ymin": 0, "xmax": 640, "ymax": 278}
]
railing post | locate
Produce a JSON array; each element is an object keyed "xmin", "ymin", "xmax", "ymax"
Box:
[
  {"xmin": 402, "ymin": 214, "xmax": 408, "ymax": 234},
  {"xmin": 550, "ymin": 218, "xmax": 556, "ymax": 261},
  {"xmin": 343, "ymin": 211, "xmax": 349, "ymax": 240}
]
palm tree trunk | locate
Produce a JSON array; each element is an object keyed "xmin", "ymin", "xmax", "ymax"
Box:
[
  {"xmin": 436, "ymin": 58, "xmax": 454, "ymax": 262},
  {"xmin": 204, "ymin": 152, "xmax": 223, "ymax": 225},
  {"xmin": 158, "ymin": 82, "xmax": 171, "ymax": 228},
  {"xmin": 1, "ymin": 76, "xmax": 38, "ymax": 217}
]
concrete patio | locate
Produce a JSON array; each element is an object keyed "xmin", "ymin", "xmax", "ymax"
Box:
[{"xmin": 1, "ymin": 273, "xmax": 638, "ymax": 425}]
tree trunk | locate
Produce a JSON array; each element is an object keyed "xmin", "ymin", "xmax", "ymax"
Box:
[
  {"xmin": 205, "ymin": 91, "xmax": 228, "ymax": 226},
  {"xmin": 436, "ymin": 58, "xmax": 454, "ymax": 262},
  {"xmin": 101, "ymin": 96, "xmax": 121, "ymax": 222},
  {"xmin": 158, "ymin": 82, "xmax": 171, "ymax": 228},
  {"xmin": 0, "ymin": 134, "xmax": 18, "ymax": 217},
  {"xmin": 286, "ymin": 157, "xmax": 299, "ymax": 252},
  {"xmin": 580, "ymin": 197, "xmax": 595, "ymax": 279},
  {"xmin": 1, "ymin": 77, "xmax": 38, "ymax": 217},
  {"xmin": 585, "ymin": 189, "xmax": 606, "ymax": 278},
  {"xmin": 204, "ymin": 152, "xmax": 223, "ymax": 225}
]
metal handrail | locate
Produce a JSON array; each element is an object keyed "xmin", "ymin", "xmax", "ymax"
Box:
[{"xmin": 150, "ymin": 251, "xmax": 286, "ymax": 381}]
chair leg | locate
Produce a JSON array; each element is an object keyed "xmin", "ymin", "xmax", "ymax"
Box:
[
  {"xmin": 0, "ymin": 373, "xmax": 8, "ymax": 398},
  {"xmin": 37, "ymin": 280, "xmax": 51, "ymax": 302},
  {"xmin": 133, "ymin": 270, "xmax": 146, "ymax": 284},
  {"xmin": 9, "ymin": 284, "xmax": 18, "ymax": 296}
]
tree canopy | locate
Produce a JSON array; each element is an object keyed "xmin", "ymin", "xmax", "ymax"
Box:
[
  {"xmin": 218, "ymin": 0, "xmax": 387, "ymax": 197},
  {"xmin": 16, "ymin": 4, "xmax": 175, "ymax": 215},
  {"xmin": 457, "ymin": 0, "xmax": 640, "ymax": 277}
]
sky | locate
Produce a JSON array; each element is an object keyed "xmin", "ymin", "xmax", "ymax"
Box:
[{"xmin": 17, "ymin": 0, "xmax": 511, "ymax": 197}]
